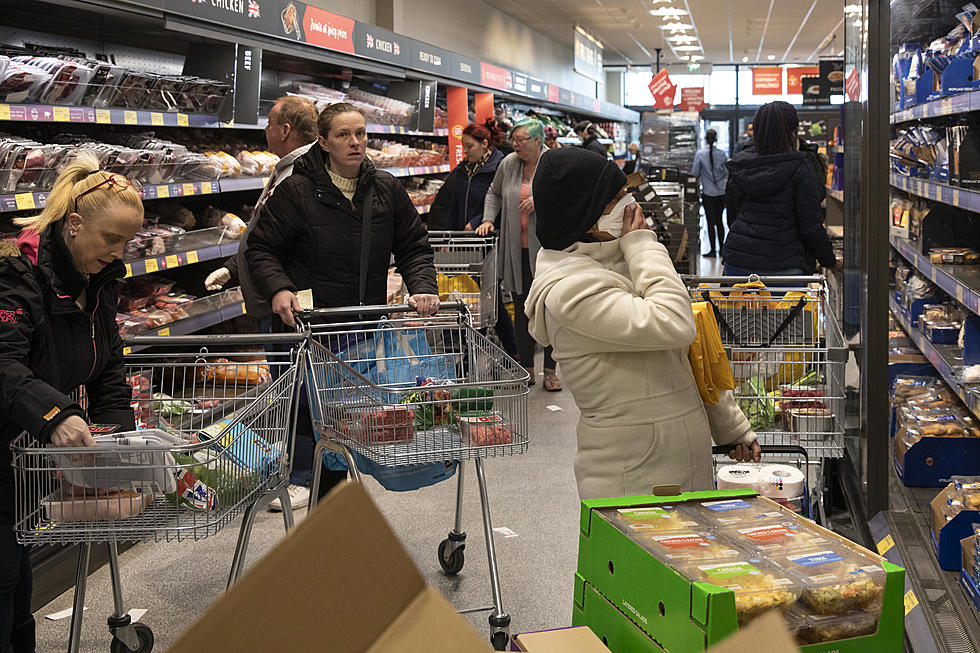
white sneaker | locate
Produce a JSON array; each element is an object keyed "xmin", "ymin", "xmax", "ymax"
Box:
[{"xmin": 268, "ymin": 484, "xmax": 310, "ymax": 512}]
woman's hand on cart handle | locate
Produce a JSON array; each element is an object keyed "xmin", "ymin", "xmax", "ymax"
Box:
[
  {"xmin": 476, "ymin": 221, "xmax": 495, "ymax": 236},
  {"xmin": 50, "ymin": 415, "xmax": 96, "ymax": 448},
  {"xmin": 727, "ymin": 441, "xmax": 762, "ymax": 463},
  {"xmin": 272, "ymin": 289, "xmax": 301, "ymax": 328},
  {"xmin": 408, "ymin": 293, "xmax": 441, "ymax": 316}
]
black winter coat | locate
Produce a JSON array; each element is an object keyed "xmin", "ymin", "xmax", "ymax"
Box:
[
  {"xmin": 0, "ymin": 223, "xmax": 134, "ymax": 521},
  {"xmin": 245, "ymin": 146, "xmax": 437, "ymax": 314},
  {"xmin": 722, "ymin": 148, "xmax": 836, "ymax": 274},
  {"xmin": 427, "ymin": 148, "xmax": 504, "ymax": 231},
  {"xmin": 581, "ymin": 136, "xmax": 608, "ymax": 158}
]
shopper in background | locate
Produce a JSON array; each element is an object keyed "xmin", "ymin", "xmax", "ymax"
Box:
[
  {"xmin": 247, "ymin": 102, "xmax": 439, "ymax": 496},
  {"xmin": 204, "ymin": 95, "xmax": 319, "ymax": 512},
  {"xmin": 0, "ymin": 153, "xmax": 143, "ymax": 653},
  {"xmin": 477, "ymin": 118, "xmax": 562, "ymax": 391},
  {"xmin": 573, "ymin": 120, "xmax": 608, "ymax": 158},
  {"xmin": 734, "ymin": 122, "xmax": 754, "ymax": 154},
  {"xmin": 622, "ymin": 142, "xmax": 641, "ymax": 175},
  {"xmin": 723, "ymin": 102, "xmax": 837, "ymax": 276},
  {"xmin": 691, "ymin": 129, "xmax": 728, "ymax": 256},
  {"xmin": 525, "ymin": 147, "xmax": 759, "ymax": 499},
  {"xmin": 543, "ymin": 126, "xmax": 561, "ymax": 150}
]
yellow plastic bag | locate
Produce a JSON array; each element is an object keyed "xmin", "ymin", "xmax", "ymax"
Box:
[
  {"xmin": 436, "ymin": 273, "xmax": 480, "ymax": 301},
  {"xmin": 689, "ymin": 302, "xmax": 736, "ymax": 404}
]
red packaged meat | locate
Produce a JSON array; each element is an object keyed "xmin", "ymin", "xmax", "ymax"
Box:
[
  {"xmin": 458, "ymin": 414, "xmax": 513, "ymax": 446},
  {"xmin": 344, "ymin": 405, "xmax": 416, "ymax": 445}
]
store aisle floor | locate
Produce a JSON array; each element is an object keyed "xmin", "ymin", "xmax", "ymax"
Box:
[{"xmin": 35, "ymin": 372, "xmax": 582, "ymax": 651}]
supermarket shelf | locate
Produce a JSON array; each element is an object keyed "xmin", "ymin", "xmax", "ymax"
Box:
[
  {"xmin": 890, "ymin": 234, "xmax": 980, "ymax": 316},
  {"xmin": 123, "ymin": 295, "xmax": 246, "ymax": 353},
  {"xmin": 367, "ymin": 124, "xmax": 449, "ymax": 137},
  {"xmin": 380, "ymin": 164, "xmax": 450, "ymax": 177},
  {"xmin": 890, "ymin": 172, "xmax": 980, "ymax": 211},
  {"xmin": 0, "ymin": 103, "xmax": 225, "ymax": 128},
  {"xmin": 889, "ymin": 295, "xmax": 980, "ymax": 417},
  {"xmin": 124, "ymin": 241, "xmax": 239, "ymax": 278},
  {"xmin": 556, "ymin": 136, "xmax": 613, "ymax": 144},
  {"xmin": 828, "ymin": 187, "xmax": 844, "ymax": 202},
  {"xmin": 415, "ymin": 204, "xmax": 432, "ymax": 215},
  {"xmin": 217, "ymin": 177, "xmax": 269, "ymax": 193},
  {"xmin": 891, "ymin": 91, "xmax": 977, "ymax": 124}
]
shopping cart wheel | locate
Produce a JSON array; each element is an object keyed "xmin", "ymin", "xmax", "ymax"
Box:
[
  {"xmin": 490, "ymin": 631, "xmax": 509, "ymax": 651},
  {"xmin": 437, "ymin": 538, "xmax": 465, "ymax": 575},
  {"xmin": 110, "ymin": 622, "xmax": 153, "ymax": 653}
]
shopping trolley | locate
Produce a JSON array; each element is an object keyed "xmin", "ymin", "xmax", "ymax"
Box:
[
  {"xmin": 11, "ymin": 333, "xmax": 305, "ymax": 653},
  {"xmin": 684, "ymin": 275, "xmax": 848, "ymax": 525},
  {"xmin": 710, "ymin": 445, "xmax": 814, "ymax": 519},
  {"xmin": 428, "ymin": 231, "xmax": 499, "ymax": 329},
  {"xmin": 302, "ymin": 302, "xmax": 528, "ymax": 650}
]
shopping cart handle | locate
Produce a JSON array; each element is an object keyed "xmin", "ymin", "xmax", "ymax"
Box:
[
  {"xmin": 298, "ymin": 300, "xmax": 468, "ymax": 320},
  {"xmin": 122, "ymin": 332, "xmax": 307, "ymax": 347},
  {"xmin": 711, "ymin": 444, "xmax": 809, "ymax": 465},
  {"xmin": 682, "ymin": 274, "xmax": 824, "ymax": 284}
]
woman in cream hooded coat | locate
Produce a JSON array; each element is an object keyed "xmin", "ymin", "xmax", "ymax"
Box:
[{"xmin": 525, "ymin": 148, "xmax": 760, "ymax": 499}]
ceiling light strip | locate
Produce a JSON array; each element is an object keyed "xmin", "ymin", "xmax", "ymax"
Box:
[
  {"xmin": 806, "ymin": 15, "xmax": 845, "ymax": 61},
  {"xmin": 782, "ymin": 0, "xmax": 821, "ymax": 62},
  {"xmin": 728, "ymin": 3, "xmax": 734, "ymax": 63},
  {"xmin": 755, "ymin": 0, "xmax": 776, "ymax": 63}
]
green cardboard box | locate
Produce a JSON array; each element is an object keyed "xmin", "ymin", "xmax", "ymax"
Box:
[{"xmin": 575, "ymin": 490, "xmax": 905, "ymax": 652}]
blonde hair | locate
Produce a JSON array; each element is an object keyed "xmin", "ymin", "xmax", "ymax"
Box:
[{"xmin": 14, "ymin": 150, "xmax": 144, "ymax": 232}]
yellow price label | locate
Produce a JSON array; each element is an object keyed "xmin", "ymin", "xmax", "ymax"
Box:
[
  {"xmin": 177, "ymin": 113, "xmax": 189, "ymax": 127},
  {"xmin": 953, "ymin": 189, "xmax": 960, "ymax": 206},
  {"xmin": 14, "ymin": 193, "xmax": 35, "ymax": 211},
  {"xmin": 124, "ymin": 263, "xmax": 132, "ymax": 278},
  {"xmin": 904, "ymin": 590, "xmax": 919, "ymax": 615},
  {"xmin": 201, "ymin": 183, "xmax": 213, "ymax": 194},
  {"xmin": 182, "ymin": 183, "xmax": 195, "ymax": 196},
  {"xmin": 144, "ymin": 258, "xmax": 159, "ymax": 273},
  {"xmin": 165, "ymin": 255, "xmax": 179, "ymax": 269},
  {"xmin": 239, "ymin": 302, "xmax": 246, "ymax": 315},
  {"xmin": 931, "ymin": 267, "xmax": 937, "ymax": 282},
  {"xmin": 150, "ymin": 112, "xmax": 164, "ymax": 126},
  {"xmin": 942, "ymin": 98, "xmax": 952, "ymax": 114},
  {"xmin": 875, "ymin": 534, "xmax": 894, "ymax": 556},
  {"xmin": 157, "ymin": 185, "xmax": 170, "ymax": 199},
  {"xmin": 123, "ymin": 110, "xmax": 138, "ymax": 125},
  {"xmin": 957, "ymin": 285, "xmax": 965, "ymax": 303},
  {"xmin": 0, "ymin": 104, "xmax": 9, "ymax": 121},
  {"xmin": 186, "ymin": 250, "xmax": 199, "ymax": 264},
  {"xmin": 936, "ymin": 184, "xmax": 942, "ymax": 201},
  {"xmin": 53, "ymin": 106, "xmax": 69, "ymax": 122},
  {"xmin": 122, "ymin": 347, "xmax": 132, "ymax": 356},
  {"xmin": 157, "ymin": 327, "xmax": 170, "ymax": 337},
  {"xmin": 96, "ymin": 109, "xmax": 110, "ymax": 124},
  {"xmin": 261, "ymin": 176, "xmax": 270, "ymax": 187}
]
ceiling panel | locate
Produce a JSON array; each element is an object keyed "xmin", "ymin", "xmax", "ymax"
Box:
[{"xmin": 485, "ymin": 0, "xmax": 845, "ymax": 67}]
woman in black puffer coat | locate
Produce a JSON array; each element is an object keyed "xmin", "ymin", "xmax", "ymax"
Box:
[{"xmin": 722, "ymin": 101, "xmax": 837, "ymax": 275}]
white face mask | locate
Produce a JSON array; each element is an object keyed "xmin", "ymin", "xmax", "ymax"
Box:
[{"xmin": 594, "ymin": 194, "xmax": 637, "ymax": 239}]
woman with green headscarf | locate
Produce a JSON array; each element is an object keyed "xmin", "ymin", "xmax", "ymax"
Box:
[{"xmin": 478, "ymin": 119, "xmax": 561, "ymax": 391}]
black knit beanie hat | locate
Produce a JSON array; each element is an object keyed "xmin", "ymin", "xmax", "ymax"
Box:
[{"xmin": 533, "ymin": 147, "xmax": 627, "ymax": 250}]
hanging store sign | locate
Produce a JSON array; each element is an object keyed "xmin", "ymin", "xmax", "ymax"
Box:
[
  {"xmin": 751, "ymin": 67, "xmax": 783, "ymax": 95},
  {"xmin": 787, "ymin": 66, "xmax": 819, "ymax": 94},
  {"xmin": 846, "ymin": 67, "xmax": 861, "ymax": 102},
  {"xmin": 167, "ymin": 0, "xmax": 281, "ymax": 34},
  {"xmin": 648, "ymin": 69, "xmax": 677, "ymax": 109},
  {"xmin": 820, "ymin": 59, "xmax": 845, "ymax": 95},
  {"xmin": 480, "ymin": 62, "xmax": 511, "ymax": 91},
  {"xmin": 411, "ymin": 41, "xmax": 454, "ymax": 76},
  {"xmin": 353, "ymin": 23, "xmax": 409, "ymax": 67},
  {"xmin": 678, "ymin": 87, "xmax": 706, "ymax": 112},
  {"xmin": 573, "ymin": 26, "xmax": 604, "ymax": 83},
  {"xmin": 801, "ymin": 74, "xmax": 823, "ymax": 105},
  {"xmin": 474, "ymin": 93, "xmax": 494, "ymax": 126},
  {"xmin": 447, "ymin": 86, "xmax": 468, "ymax": 168},
  {"xmin": 454, "ymin": 54, "xmax": 482, "ymax": 85},
  {"xmin": 299, "ymin": 4, "xmax": 354, "ymax": 53}
]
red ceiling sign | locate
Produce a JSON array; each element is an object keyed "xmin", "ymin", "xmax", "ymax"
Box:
[
  {"xmin": 648, "ymin": 69, "xmax": 677, "ymax": 109},
  {"xmin": 752, "ymin": 67, "xmax": 784, "ymax": 95},
  {"xmin": 678, "ymin": 87, "xmax": 706, "ymax": 112},
  {"xmin": 787, "ymin": 66, "xmax": 819, "ymax": 94},
  {"xmin": 846, "ymin": 67, "xmax": 861, "ymax": 102},
  {"xmin": 447, "ymin": 86, "xmax": 468, "ymax": 168},
  {"xmin": 301, "ymin": 6, "xmax": 355, "ymax": 53}
]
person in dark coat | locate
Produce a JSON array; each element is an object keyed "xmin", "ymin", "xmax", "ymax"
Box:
[
  {"xmin": 722, "ymin": 102, "xmax": 837, "ymax": 275},
  {"xmin": 428, "ymin": 119, "xmax": 506, "ymax": 231},
  {"xmin": 734, "ymin": 122, "xmax": 753, "ymax": 155},
  {"xmin": 574, "ymin": 120, "xmax": 608, "ymax": 158},
  {"xmin": 0, "ymin": 153, "xmax": 144, "ymax": 653}
]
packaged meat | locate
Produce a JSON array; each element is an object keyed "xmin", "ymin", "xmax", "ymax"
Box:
[
  {"xmin": 42, "ymin": 487, "xmax": 151, "ymax": 522},
  {"xmin": 341, "ymin": 405, "xmax": 416, "ymax": 445},
  {"xmin": 601, "ymin": 504, "xmax": 702, "ymax": 533},
  {"xmin": 635, "ymin": 531, "xmax": 742, "ymax": 562},
  {"xmin": 676, "ymin": 558, "xmax": 801, "ymax": 625},
  {"xmin": 0, "ymin": 60, "xmax": 52, "ymax": 103},
  {"xmin": 682, "ymin": 496, "xmax": 787, "ymax": 527},
  {"xmin": 457, "ymin": 414, "xmax": 512, "ymax": 446},
  {"xmin": 773, "ymin": 547, "xmax": 885, "ymax": 615}
]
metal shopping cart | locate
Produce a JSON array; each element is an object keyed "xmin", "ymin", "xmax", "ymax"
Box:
[
  {"xmin": 711, "ymin": 445, "xmax": 815, "ymax": 519},
  {"xmin": 11, "ymin": 333, "xmax": 305, "ymax": 653},
  {"xmin": 684, "ymin": 275, "xmax": 848, "ymax": 525},
  {"xmin": 302, "ymin": 302, "xmax": 528, "ymax": 650},
  {"xmin": 428, "ymin": 231, "xmax": 498, "ymax": 329}
]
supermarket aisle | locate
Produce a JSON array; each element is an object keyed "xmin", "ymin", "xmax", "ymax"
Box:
[{"xmin": 34, "ymin": 369, "xmax": 582, "ymax": 651}]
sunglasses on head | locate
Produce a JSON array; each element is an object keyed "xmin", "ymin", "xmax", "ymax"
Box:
[{"xmin": 73, "ymin": 173, "xmax": 143, "ymax": 211}]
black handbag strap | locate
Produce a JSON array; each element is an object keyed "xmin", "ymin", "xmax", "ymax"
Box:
[
  {"xmin": 357, "ymin": 186, "xmax": 375, "ymax": 306},
  {"xmin": 699, "ymin": 289, "xmax": 740, "ymax": 347}
]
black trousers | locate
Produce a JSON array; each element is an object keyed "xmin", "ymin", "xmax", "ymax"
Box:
[
  {"xmin": 511, "ymin": 248, "xmax": 555, "ymax": 370},
  {"xmin": 0, "ymin": 525, "xmax": 34, "ymax": 653},
  {"xmin": 702, "ymin": 194, "xmax": 726, "ymax": 253}
]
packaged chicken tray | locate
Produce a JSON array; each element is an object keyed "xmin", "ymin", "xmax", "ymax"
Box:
[
  {"xmin": 636, "ymin": 531, "xmax": 742, "ymax": 562},
  {"xmin": 772, "ymin": 546, "xmax": 885, "ymax": 615},
  {"xmin": 719, "ymin": 520, "xmax": 834, "ymax": 554},
  {"xmin": 676, "ymin": 558, "xmax": 802, "ymax": 625},
  {"xmin": 601, "ymin": 504, "xmax": 703, "ymax": 534}
]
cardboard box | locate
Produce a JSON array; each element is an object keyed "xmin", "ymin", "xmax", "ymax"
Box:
[
  {"xmin": 167, "ymin": 482, "xmax": 493, "ymax": 653},
  {"xmin": 894, "ymin": 435, "xmax": 980, "ymax": 487},
  {"xmin": 705, "ymin": 611, "xmax": 800, "ymax": 653},
  {"xmin": 512, "ymin": 625, "xmax": 609, "ymax": 652},
  {"xmin": 932, "ymin": 484, "xmax": 980, "ymax": 570}
]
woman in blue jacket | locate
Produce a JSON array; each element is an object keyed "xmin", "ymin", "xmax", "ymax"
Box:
[{"xmin": 430, "ymin": 119, "xmax": 506, "ymax": 231}]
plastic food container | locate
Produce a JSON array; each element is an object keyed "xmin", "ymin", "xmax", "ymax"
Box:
[
  {"xmin": 42, "ymin": 489, "xmax": 151, "ymax": 522},
  {"xmin": 787, "ymin": 408, "xmax": 835, "ymax": 439},
  {"xmin": 636, "ymin": 531, "xmax": 742, "ymax": 562},
  {"xmin": 601, "ymin": 504, "xmax": 703, "ymax": 534},
  {"xmin": 720, "ymin": 521, "xmax": 833, "ymax": 553},
  {"xmin": 681, "ymin": 496, "xmax": 787, "ymax": 527},
  {"xmin": 457, "ymin": 414, "xmax": 512, "ymax": 446},
  {"xmin": 793, "ymin": 607, "xmax": 880, "ymax": 644},
  {"xmin": 772, "ymin": 547, "xmax": 885, "ymax": 615},
  {"xmin": 341, "ymin": 405, "xmax": 415, "ymax": 445},
  {"xmin": 676, "ymin": 558, "xmax": 802, "ymax": 625}
]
